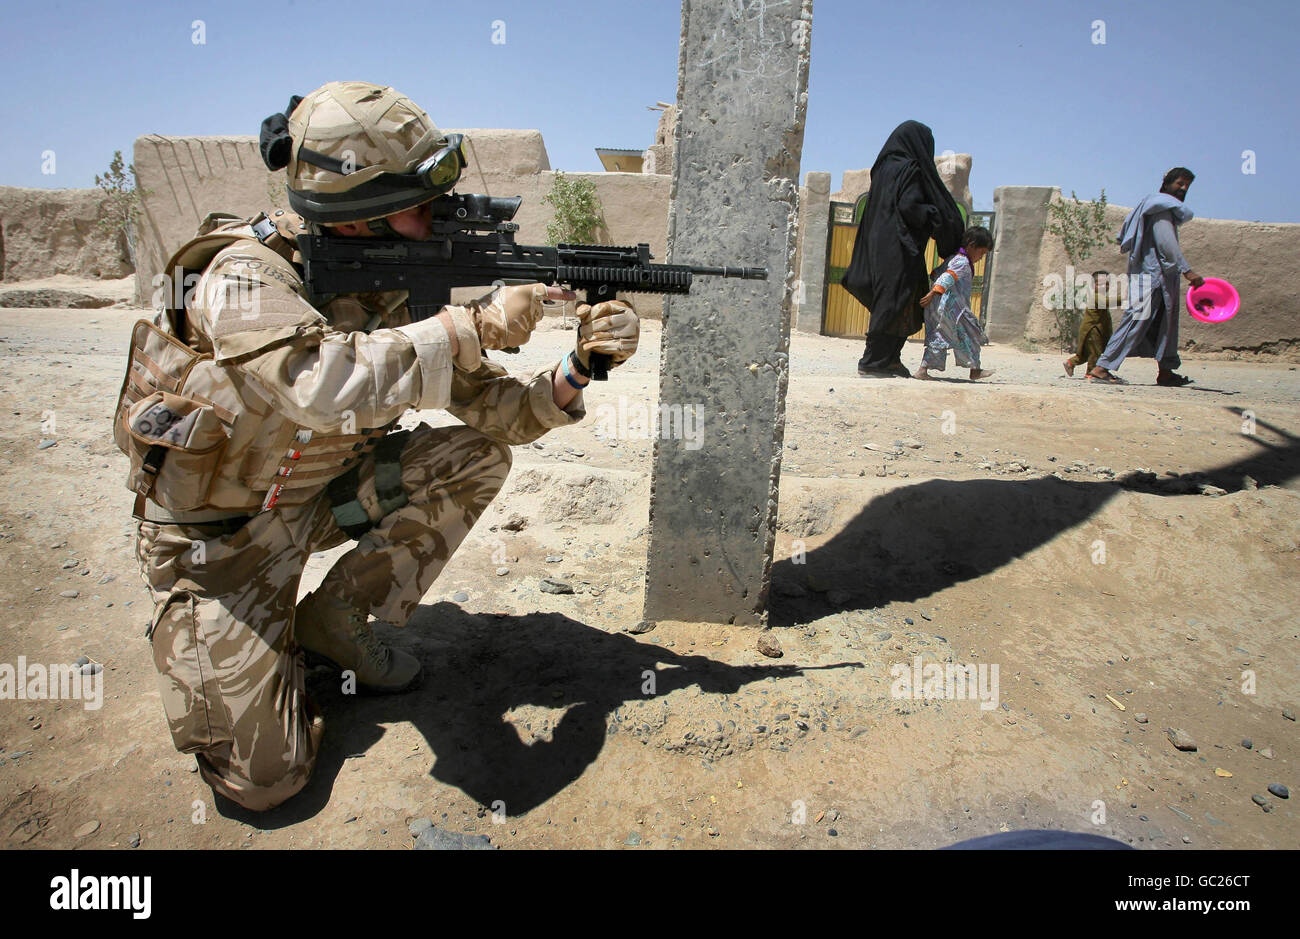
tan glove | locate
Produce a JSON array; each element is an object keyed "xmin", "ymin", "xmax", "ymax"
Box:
[
  {"xmin": 471, "ymin": 283, "xmax": 547, "ymax": 350},
  {"xmin": 575, "ymin": 298, "xmax": 639, "ymax": 371}
]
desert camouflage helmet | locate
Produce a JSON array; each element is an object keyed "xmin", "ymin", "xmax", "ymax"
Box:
[{"xmin": 270, "ymin": 81, "xmax": 466, "ymax": 224}]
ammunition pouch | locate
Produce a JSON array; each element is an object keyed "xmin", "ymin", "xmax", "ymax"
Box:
[
  {"xmin": 326, "ymin": 430, "xmax": 411, "ymax": 539},
  {"xmin": 114, "ymin": 320, "xmax": 237, "ymax": 513}
]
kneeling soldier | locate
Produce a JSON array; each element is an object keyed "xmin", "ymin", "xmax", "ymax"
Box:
[{"xmin": 116, "ymin": 82, "xmax": 638, "ymax": 810}]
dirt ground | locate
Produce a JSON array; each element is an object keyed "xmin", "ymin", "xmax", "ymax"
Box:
[{"xmin": 1, "ymin": 281, "xmax": 1297, "ymax": 850}]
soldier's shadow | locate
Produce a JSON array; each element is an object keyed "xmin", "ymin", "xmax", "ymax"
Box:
[
  {"xmin": 218, "ymin": 607, "xmax": 813, "ymax": 827},
  {"xmin": 400, "ymin": 606, "xmax": 812, "ymax": 814}
]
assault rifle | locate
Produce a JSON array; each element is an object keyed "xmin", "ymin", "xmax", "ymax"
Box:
[{"xmin": 297, "ymin": 192, "xmax": 768, "ymax": 380}]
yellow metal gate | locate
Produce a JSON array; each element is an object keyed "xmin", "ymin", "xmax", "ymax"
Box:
[{"xmin": 824, "ymin": 199, "xmax": 992, "ymax": 339}]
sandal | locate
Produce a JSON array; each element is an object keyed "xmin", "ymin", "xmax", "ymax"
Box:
[
  {"xmin": 1063, "ymin": 357, "xmax": 1076, "ymax": 378},
  {"xmin": 1087, "ymin": 369, "xmax": 1126, "ymax": 385},
  {"xmin": 1157, "ymin": 372, "xmax": 1194, "ymax": 387},
  {"xmin": 857, "ymin": 367, "xmax": 904, "ymax": 379}
]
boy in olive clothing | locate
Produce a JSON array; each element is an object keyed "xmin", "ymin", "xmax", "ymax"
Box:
[{"xmin": 1064, "ymin": 270, "xmax": 1113, "ymax": 377}]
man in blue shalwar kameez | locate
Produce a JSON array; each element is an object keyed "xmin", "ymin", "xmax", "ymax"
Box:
[{"xmin": 1089, "ymin": 168, "xmax": 1206, "ymax": 386}]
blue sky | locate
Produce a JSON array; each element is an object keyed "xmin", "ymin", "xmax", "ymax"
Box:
[{"xmin": 1, "ymin": 0, "xmax": 1295, "ymax": 221}]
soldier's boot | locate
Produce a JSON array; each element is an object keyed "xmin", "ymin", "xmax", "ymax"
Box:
[{"xmin": 294, "ymin": 589, "xmax": 421, "ymax": 694}]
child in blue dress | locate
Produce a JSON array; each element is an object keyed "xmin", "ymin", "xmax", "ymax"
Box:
[{"xmin": 913, "ymin": 226, "xmax": 995, "ymax": 380}]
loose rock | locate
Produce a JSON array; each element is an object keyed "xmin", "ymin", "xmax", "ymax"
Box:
[
  {"xmin": 1267, "ymin": 784, "xmax": 1289, "ymax": 799},
  {"xmin": 539, "ymin": 578, "xmax": 574, "ymax": 595},
  {"xmin": 804, "ymin": 574, "xmax": 831, "ymax": 593},
  {"xmin": 1166, "ymin": 728, "xmax": 1197, "ymax": 752},
  {"xmin": 623, "ymin": 620, "xmax": 656, "ymax": 635},
  {"xmin": 757, "ymin": 634, "xmax": 783, "ymax": 659},
  {"xmin": 74, "ymin": 820, "xmax": 100, "ymax": 839},
  {"xmin": 1134, "ymin": 713, "xmax": 1149, "ymax": 724},
  {"xmin": 412, "ymin": 825, "xmax": 496, "ymax": 850}
]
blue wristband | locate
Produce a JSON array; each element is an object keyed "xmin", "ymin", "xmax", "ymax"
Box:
[{"xmin": 560, "ymin": 354, "xmax": 587, "ymax": 391}]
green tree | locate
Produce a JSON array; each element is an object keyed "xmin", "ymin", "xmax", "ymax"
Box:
[
  {"xmin": 542, "ymin": 171, "xmax": 605, "ymax": 245},
  {"xmin": 1044, "ymin": 189, "xmax": 1110, "ymax": 350},
  {"xmin": 94, "ymin": 150, "xmax": 144, "ymax": 269}
]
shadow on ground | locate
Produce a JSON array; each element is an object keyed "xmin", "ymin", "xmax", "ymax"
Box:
[
  {"xmin": 769, "ymin": 408, "xmax": 1299, "ymax": 626},
  {"xmin": 217, "ymin": 607, "xmax": 820, "ymax": 827}
]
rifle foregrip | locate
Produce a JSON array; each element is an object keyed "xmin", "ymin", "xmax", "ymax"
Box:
[{"xmin": 589, "ymin": 354, "xmax": 611, "ymax": 381}]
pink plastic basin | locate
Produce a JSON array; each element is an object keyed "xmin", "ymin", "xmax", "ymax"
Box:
[{"xmin": 1186, "ymin": 277, "xmax": 1240, "ymax": 323}]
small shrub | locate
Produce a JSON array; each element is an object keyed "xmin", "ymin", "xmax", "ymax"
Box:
[
  {"xmin": 94, "ymin": 151, "xmax": 144, "ymax": 269},
  {"xmin": 1044, "ymin": 190, "xmax": 1109, "ymax": 350},
  {"xmin": 542, "ymin": 172, "xmax": 604, "ymax": 245}
]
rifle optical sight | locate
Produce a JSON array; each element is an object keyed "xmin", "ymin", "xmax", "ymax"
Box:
[{"xmin": 430, "ymin": 193, "xmax": 522, "ymax": 227}]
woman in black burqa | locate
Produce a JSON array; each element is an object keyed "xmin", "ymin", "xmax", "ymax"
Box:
[{"xmin": 842, "ymin": 121, "xmax": 965, "ymax": 377}]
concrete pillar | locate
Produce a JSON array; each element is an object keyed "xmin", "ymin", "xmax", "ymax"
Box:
[
  {"xmin": 985, "ymin": 185, "xmax": 1055, "ymax": 344},
  {"xmin": 642, "ymin": 0, "xmax": 811, "ymax": 627},
  {"xmin": 795, "ymin": 171, "xmax": 830, "ymax": 335}
]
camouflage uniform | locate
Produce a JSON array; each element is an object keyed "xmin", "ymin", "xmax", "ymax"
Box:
[{"xmin": 131, "ymin": 210, "xmax": 582, "ymax": 810}]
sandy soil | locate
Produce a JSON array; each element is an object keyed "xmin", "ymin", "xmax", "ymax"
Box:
[{"xmin": 0, "ymin": 292, "xmax": 1297, "ymax": 850}]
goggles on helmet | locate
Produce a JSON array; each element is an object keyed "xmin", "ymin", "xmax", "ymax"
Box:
[{"xmin": 407, "ymin": 134, "xmax": 466, "ymax": 193}]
